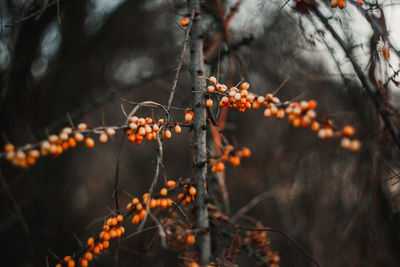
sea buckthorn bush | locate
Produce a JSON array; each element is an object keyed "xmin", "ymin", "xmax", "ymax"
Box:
[{"xmin": 1, "ymin": 0, "xmax": 400, "ymax": 267}]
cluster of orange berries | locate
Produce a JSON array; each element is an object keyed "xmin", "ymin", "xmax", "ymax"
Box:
[
  {"xmin": 1, "ymin": 123, "xmax": 117, "ymax": 168},
  {"xmin": 330, "ymin": 0, "xmax": 364, "ymax": 8},
  {"xmin": 2, "ymin": 109, "xmax": 195, "ymax": 168},
  {"xmin": 57, "ymin": 180, "xmax": 197, "ymax": 266},
  {"xmin": 210, "ymin": 145, "xmax": 251, "ymax": 172},
  {"xmin": 125, "ymin": 116, "xmax": 166, "ymax": 144},
  {"xmin": 57, "ymin": 215, "xmax": 126, "ymax": 267},
  {"xmin": 206, "ymin": 77, "xmax": 253, "ymax": 112},
  {"xmin": 205, "ymin": 76, "xmax": 361, "ymax": 151},
  {"xmin": 177, "ymin": 184, "xmax": 197, "ymax": 205},
  {"xmin": 127, "ymin": 180, "xmax": 197, "ymax": 225}
]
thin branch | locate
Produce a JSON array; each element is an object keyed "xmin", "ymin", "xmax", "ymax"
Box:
[
  {"xmin": 310, "ymin": 4, "xmax": 400, "ymax": 147},
  {"xmin": 230, "ymin": 190, "xmax": 281, "ymax": 223},
  {"xmin": 238, "ymin": 225, "xmax": 321, "ymax": 267},
  {"xmin": 167, "ymin": 9, "xmax": 196, "ymax": 112}
]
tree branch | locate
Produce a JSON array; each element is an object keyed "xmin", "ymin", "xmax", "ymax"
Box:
[
  {"xmin": 188, "ymin": 0, "xmax": 211, "ymax": 264},
  {"xmin": 310, "ymin": 4, "xmax": 400, "ymax": 147}
]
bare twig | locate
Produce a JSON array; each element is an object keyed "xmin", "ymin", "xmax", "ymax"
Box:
[
  {"xmin": 238, "ymin": 225, "xmax": 321, "ymax": 267},
  {"xmin": 0, "ymin": 170, "xmax": 35, "ymax": 257},
  {"xmin": 167, "ymin": 9, "xmax": 196, "ymax": 112},
  {"xmin": 230, "ymin": 190, "xmax": 282, "ymax": 223},
  {"xmin": 6, "ymin": 0, "xmax": 61, "ymax": 26},
  {"xmin": 310, "ymin": 4, "xmax": 400, "ymax": 147}
]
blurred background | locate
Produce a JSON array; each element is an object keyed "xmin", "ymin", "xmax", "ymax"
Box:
[{"xmin": 1, "ymin": 0, "xmax": 400, "ymax": 266}]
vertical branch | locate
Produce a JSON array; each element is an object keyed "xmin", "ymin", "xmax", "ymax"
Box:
[{"xmin": 188, "ymin": 0, "xmax": 211, "ymax": 264}]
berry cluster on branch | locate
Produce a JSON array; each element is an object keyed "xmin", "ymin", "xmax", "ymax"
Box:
[
  {"xmin": 56, "ymin": 179, "xmax": 197, "ymax": 267},
  {"xmin": 204, "ymin": 76, "xmax": 361, "ymax": 152}
]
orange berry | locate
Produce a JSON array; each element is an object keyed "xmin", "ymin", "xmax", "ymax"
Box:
[
  {"xmin": 308, "ymin": 100, "xmax": 317, "ymax": 109},
  {"xmin": 99, "ymin": 132, "xmax": 108, "ymax": 143},
  {"xmin": 185, "ymin": 113, "xmax": 193, "ymax": 123},
  {"xmin": 103, "ymin": 240, "xmax": 109, "ymax": 249},
  {"xmin": 357, "ymin": 0, "xmax": 364, "ymax": 4},
  {"xmin": 270, "ymin": 105, "xmax": 278, "ymax": 115},
  {"xmin": 241, "ymin": 82, "xmax": 250, "ymax": 90},
  {"xmin": 93, "ymin": 246, "xmax": 100, "ymax": 255},
  {"xmin": 117, "ymin": 214, "xmax": 124, "ymax": 222},
  {"xmin": 159, "ymin": 199, "xmax": 167, "ymax": 209},
  {"xmin": 77, "ymin": 123, "xmax": 87, "ymax": 131},
  {"xmin": 188, "ymin": 186, "xmax": 197, "ymax": 196},
  {"xmin": 80, "ymin": 259, "xmax": 88, "ymax": 267},
  {"xmin": 180, "ymin": 17, "xmax": 189, "ymax": 26},
  {"xmin": 110, "ymin": 229, "xmax": 117, "ymax": 238},
  {"xmin": 178, "ymin": 193, "xmax": 185, "ymax": 200},
  {"xmin": 64, "ymin": 256, "xmax": 72, "ymax": 262},
  {"xmin": 311, "ymin": 121, "xmax": 320, "ymax": 132},
  {"xmin": 85, "ymin": 138, "xmax": 95, "ymax": 148},
  {"xmin": 209, "ymin": 76, "xmax": 217, "ymax": 85},
  {"xmin": 87, "ymin": 237, "xmax": 94, "ymax": 246},
  {"xmin": 128, "ymin": 134, "xmax": 137, "ymax": 142},
  {"xmin": 229, "ymin": 156, "xmax": 240, "ymax": 166},
  {"xmin": 111, "ymin": 216, "xmax": 118, "ymax": 225},
  {"xmin": 175, "ymin": 125, "xmax": 182, "ymax": 134},
  {"xmin": 349, "ymin": 139, "xmax": 361, "ymax": 151},
  {"xmin": 150, "ymin": 198, "xmax": 157, "ymax": 208},
  {"xmin": 164, "ymin": 129, "xmax": 172, "ymax": 139},
  {"xmin": 136, "ymin": 203, "xmax": 143, "ymax": 211},
  {"xmin": 166, "ymin": 180, "xmax": 176, "ymax": 188},
  {"xmin": 338, "ymin": 0, "xmax": 345, "ymax": 8},
  {"xmin": 292, "ymin": 118, "xmax": 301, "ymax": 127},
  {"xmin": 106, "ymin": 128, "xmax": 116, "ymax": 136},
  {"xmin": 318, "ymin": 129, "xmax": 327, "ymax": 139},
  {"xmin": 68, "ymin": 260, "xmax": 75, "ymax": 267},
  {"xmin": 102, "ymin": 232, "xmax": 111, "ymax": 241},
  {"xmin": 68, "ymin": 137, "xmax": 77, "ymax": 147},
  {"xmin": 84, "ymin": 252, "xmax": 93, "ymax": 261},
  {"xmin": 343, "ymin": 125, "xmax": 355, "ymax": 136},
  {"xmin": 187, "ymin": 234, "xmax": 195, "ymax": 244},
  {"xmin": 4, "ymin": 143, "xmax": 14, "ymax": 152},
  {"xmin": 74, "ymin": 132, "xmax": 84, "ymax": 142},
  {"xmin": 216, "ymin": 162, "xmax": 225, "ymax": 172},
  {"xmin": 132, "ymin": 214, "xmax": 140, "ymax": 224},
  {"xmin": 146, "ymin": 117, "xmax": 153, "ymax": 124},
  {"xmin": 132, "ymin": 197, "xmax": 139, "ymax": 205},
  {"xmin": 330, "ymin": 0, "xmax": 338, "ymax": 7},
  {"xmin": 139, "ymin": 209, "xmax": 147, "ymax": 219},
  {"xmin": 264, "ymin": 108, "xmax": 272, "ymax": 118},
  {"xmin": 137, "ymin": 127, "xmax": 146, "ymax": 136},
  {"xmin": 206, "ymin": 99, "xmax": 213, "ymax": 107},
  {"xmin": 160, "ymin": 187, "xmax": 168, "ymax": 196},
  {"xmin": 207, "ymin": 86, "xmax": 215, "ymax": 93},
  {"xmin": 276, "ymin": 109, "xmax": 285, "ymax": 119},
  {"xmin": 242, "ymin": 147, "xmax": 251, "ymax": 157},
  {"xmin": 341, "ymin": 137, "xmax": 351, "ymax": 149}
]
